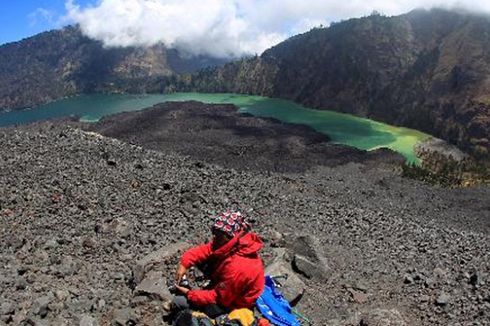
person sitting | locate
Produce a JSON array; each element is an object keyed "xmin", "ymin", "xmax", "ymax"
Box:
[{"xmin": 169, "ymin": 210, "xmax": 265, "ymax": 319}]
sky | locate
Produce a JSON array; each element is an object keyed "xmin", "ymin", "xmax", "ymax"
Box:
[
  {"xmin": 2, "ymin": 1, "xmax": 490, "ymax": 58},
  {"xmin": 0, "ymin": 0, "xmax": 92, "ymax": 45}
]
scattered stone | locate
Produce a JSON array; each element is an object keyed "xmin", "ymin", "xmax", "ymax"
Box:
[
  {"xmin": 470, "ymin": 272, "xmax": 480, "ymax": 286},
  {"xmin": 110, "ymin": 219, "xmax": 132, "ymax": 238},
  {"xmin": 265, "ymin": 249, "xmax": 306, "ymax": 303},
  {"xmin": 12, "ymin": 308, "xmax": 28, "ymax": 325},
  {"xmin": 436, "ymin": 292, "xmax": 451, "ymax": 306},
  {"xmin": 132, "ymin": 242, "xmax": 190, "ymax": 285},
  {"xmin": 31, "ymin": 295, "xmax": 53, "ymax": 318},
  {"xmin": 15, "ymin": 277, "xmax": 28, "ymax": 290},
  {"xmin": 113, "ymin": 272, "xmax": 125, "ymax": 281},
  {"xmin": 79, "ymin": 314, "xmax": 98, "ymax": 326},
  {"xmin": 43, "ymin": 239, "xmax": 58, "ymax": 250},
  {"xmin": 420, "ymin": 295, "xmax": 430, "ymax": 303},
  {"xmin": 404, "ymin": 274, "xmax": 414, "ymax": 284},
  {"xmin": 289, "ymin": 235, "xmax": 329, "ymax": 280},
  {"xmin": 17, "ymin": 266, "xmax": 29, "ymax": 276},
  {"xmin": 112, "ymin": 308, "xmax": 137, "ymax": 326},
  {"xmin": 359, "ymin": 309, "xmax": 406, "ymax": 326},
  {"xmin": 1, "ymin": 300, "xmax": 15, "ymax": 316},
  {"xmin": 107, "ymin": 159, "xmax": 117, "ymax": 166},
  {"xmin": 0, "ymin": 300, "xmax": 15, "ymax": 324},
  {"xmin": 130, "ymin": 296, "xmax": 149, "ymax": 306},
  {"xmin": 424, "ymin": 278, "xmax": 435, "ymax": 289},
  {"xmin": 348, "ymin": 289, "xmax": 368, "ymax": 304},
  {"xmin": 55, "ymin": 256, "xmax": 78, "ymax": 277},
  {"xmin": 268, "ymin": 230, "xmax": 285, "ymax": 248},
  {"xmin": 55, "ymin": 290, "xmax": 70, "ymax": 302},
  {"xmin": 27, "ymin": 317, "xmax": 50, "ymax": 326},
  {"xmin": 413, "ymin": 273, "xmax": 424, "ymax": 281},
  {"xmin": 433, "ymin": 268, "xmax": 446, "ymax": 279},
  {"xmin": 134, "ymin": 272, "xmax": 172, "ymax": 301},
  {"xmin": 352, "ymin": 282, "xmax": 368, "ymax": 293},
  {"xmin": 82, "ymin": 237, "xmax": 97, "ymax": 248},
  {"xmin": 92, "ymin": 299, "xmax": 106, "ymax": 312}
]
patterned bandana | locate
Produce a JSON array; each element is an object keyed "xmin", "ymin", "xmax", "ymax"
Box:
[{"xmin": 212, "ymin": 210, "xmax": 249, "ymax": 238}]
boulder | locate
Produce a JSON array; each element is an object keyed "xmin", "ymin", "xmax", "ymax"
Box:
[
  {"xmin": 134, "ymin": 271, "xmax": 172, "ymax": 301},
  {"xmin": 132, "ymin": 242, "xmax": 190, "ymax": 284},
  {"xmin": 79, "ymin": 314, "xmax": 99, "ymax": 326},
  {"xmin": 112, "ymin": 308, "xmax": 138, "ymax": 326},
  {"xmin": 0, "ymin": 300, "xmax": 15, "ymax": 323},
  {"xmin": 359, "ymin": 309, "xmax": 407, "ymax": 326},
  {"xmin": 0, "ymin": 300, "xmax": 15, "ymax": 316},
  {"xmin": 31, "ymin": 295, "xmax": 53, "ymax": 318},
  {"xmin": 288, "ymin": 235, "xmax": 329, "ymax": 280},
  {"xmin": 436, "ymin": 292, "xmax": 451, "ymax": 306},
  {"xmin": 265, "ymin": 248, "xmax": 306, "ymax": 303},
  {"xmin": 348, "ymin": 288, "xmax": 368, "ymax": 304},
  {"xmin": 53, "ymin": 256, "xmax": 79, "ymax": 277}
]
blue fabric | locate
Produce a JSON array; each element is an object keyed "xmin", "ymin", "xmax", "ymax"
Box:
[{"xmin": 256, "ymin": 275, "xmax": 300, "ymax": 326}]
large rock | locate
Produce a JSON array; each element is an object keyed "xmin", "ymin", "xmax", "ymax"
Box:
[
  {"xmin": 359, "ymin": 309, "xmax": 407, "ymax": 326},
  {"xmin": 134, "ymin": 271, "xmax": 172, "ymax": 301},
  {"xmin": 0, "ymin": 300, "xmax": 15, "ymax": 323},
  {"xmin": 288, "ymin": 235, "xmax": 329, "ymax": 280},
  {"xmin": 132, "ymin": 242, "xmax": 190, "ymax": 285},
  {"xmin": 0, "ymin": 300, "xmax": 15, "ymax": 316},
  {"xmin": 435, "ymin": 292, "xmax": 451, "ymax": 306},
  {"xmin": 79, "ymin": 314, "xmax": 99, "ymax": 326},
  {"xmin": 30, "ymin": 294, "xmax": 54, "ymax": 318},
  {"xmin": 112, "ymin": 308, "xmax": 138, "ymax": 326},
  {"xmin": 265, "ymin": 248, "xmax": 306, "ymax": 303}
]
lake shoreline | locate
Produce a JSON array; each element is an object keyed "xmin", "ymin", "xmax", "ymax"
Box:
[{"xmin": 0, "ymin": 92, "xmax": 431, "ymax": 163}]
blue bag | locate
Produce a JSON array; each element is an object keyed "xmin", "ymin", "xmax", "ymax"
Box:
[{"xmin": 256, "ymin": 275, "xmax": 300, "ymax": 326}]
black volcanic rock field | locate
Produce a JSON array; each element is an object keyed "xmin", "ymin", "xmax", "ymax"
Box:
[
  {"xmin": 0, "ymin": 106, "xmax": 489, "ymax": 325},
  {"xmin": 86, "ymin": 101, "xmax": 404, "ymax": 173}
]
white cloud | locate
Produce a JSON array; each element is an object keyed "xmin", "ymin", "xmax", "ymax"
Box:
[
  {"xmin": 65, "ymin": 0, "xmax": 490, "ymax": 58},
  {"xmin": 29, "ymin": 8, "xmax": 57, "ymax": 27}
]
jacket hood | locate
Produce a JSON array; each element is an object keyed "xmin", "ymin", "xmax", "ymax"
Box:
[
  {"xmin": 236, "ymin": 232, "xmax": 263, "ymax": 256},
  {"xmin": 213, "ymin": 232, "xmax": 263, "ymax": 259}
]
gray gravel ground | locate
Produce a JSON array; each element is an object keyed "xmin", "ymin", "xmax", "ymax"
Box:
[{"xmin": 0, "ymin": 121, "xmax": 489, "ymax": 325}]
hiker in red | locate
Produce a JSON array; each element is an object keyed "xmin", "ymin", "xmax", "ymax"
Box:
[{"xmin": 172, "ymin": 210, "xmax": 265, "ymax": 316}]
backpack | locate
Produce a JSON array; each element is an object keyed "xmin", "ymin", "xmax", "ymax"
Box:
[
  {"xmin": 255, "ymin": 276, "xmax": 301, "ymax": 326},
  {"xmin": 173, "ymin": 308, "xmax": 263, "ymax": 326}
]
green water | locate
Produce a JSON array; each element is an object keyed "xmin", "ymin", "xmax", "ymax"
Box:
[{"xmin": 0, "ymin": 92, "xmax": 430, "ymax": 163}]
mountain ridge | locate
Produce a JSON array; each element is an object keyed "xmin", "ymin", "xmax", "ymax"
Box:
[
  {"xmin": 164, "ymin": 9, "xmax": 490, "ymax": 159},
  {"xmin": 0, "ymin": 25, "xmax": 227, "ymax": 110}
]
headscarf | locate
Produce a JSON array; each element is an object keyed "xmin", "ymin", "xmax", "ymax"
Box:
[{"xmin": 212, "ymin": 210, "xmax": 250, "ymax": 238}]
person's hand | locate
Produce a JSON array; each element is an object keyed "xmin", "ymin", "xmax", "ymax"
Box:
[
  {"xmin": 175, "ymin": 264, "xmax": 188, "ymax": 284},
  {"xmin": 175, "ymin": 283, "xmax": 190, "ymax": 295}
]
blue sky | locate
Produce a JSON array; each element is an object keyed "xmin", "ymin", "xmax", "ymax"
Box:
[{"xmin": 0, "ymin": 0, "xmax": 95, "ymax": 45}]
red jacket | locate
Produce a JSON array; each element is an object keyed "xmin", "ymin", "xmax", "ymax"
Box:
[{"xmin": 180, "ymin": 232, "xmax": 265, "ymax": 310}]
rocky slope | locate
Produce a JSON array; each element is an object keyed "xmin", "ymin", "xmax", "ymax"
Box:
[
  {"xmin": 0, "ymin": 26, "xmax": 226, "ymax": 111},
  {"xmin": 168, "ymin": 9, "xmax": 490, "ymax": 159},
  {"xmin": 0, "ymin": 118, "xmax": 489, "ymax": 325}
]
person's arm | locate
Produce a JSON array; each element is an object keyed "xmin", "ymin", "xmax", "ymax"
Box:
[{"xmin": 176, "ymin": 242, "xmax": 213, "ymax": 282}]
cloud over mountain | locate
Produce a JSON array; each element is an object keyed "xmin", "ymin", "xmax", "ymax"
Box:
[{"xmin": 66, "ymin": 0, "xmax": 490, "ymax": 58}]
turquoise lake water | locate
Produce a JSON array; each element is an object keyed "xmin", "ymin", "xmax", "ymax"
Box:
[{"xmin": 0, "ymin": 93, "xmax": 431, "ymax": 163}]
